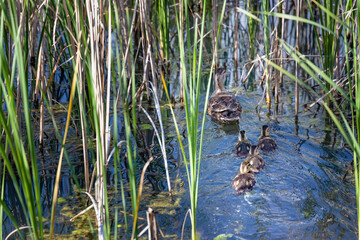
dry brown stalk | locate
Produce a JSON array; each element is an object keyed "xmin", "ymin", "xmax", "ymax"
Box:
[
  {"xmin": 50, "ymin": 31, "xmax": 82, "ymax": 240},
  {"xmin": 131, "ymin": 156, "xmax": 154, "ymax": 240}
]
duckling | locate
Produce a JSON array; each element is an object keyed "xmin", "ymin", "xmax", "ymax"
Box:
[
  {"xmin": 246, "ymin": 145, "xmax": 264, "ymax": 173},
  {"xmin": 232, "ymin": 161, "xmax": 256, "ymax": 195},
  {"xmin": 258, "ymin": 125, "xmax": 277, "ymax": 152},
  {"xmin": 234, "ymin": 130, "xmax": 251, "ymax": 157},
  {"xmin": 207, "ymin": 68, "xmax": 242, "ymax": 123}
]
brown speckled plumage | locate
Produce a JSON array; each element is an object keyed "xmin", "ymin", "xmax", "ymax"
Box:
[
  {"xmin": 234, "ymin": 130, "xmax": 251, "ymax": 157},
  {"xmin": 246, "ymin": 145, "xmax": 265, "ymax": 173},
  {"xmin": 207, "ymin": 68, "xmax": 242, "ymax": 123},
  {"xmin": 232, "ymin": 161, "xmax": 256, "ymax": 195},
  {"xmin": 258, "ymin": 125, "xmax": 277, "ymax": 152}
]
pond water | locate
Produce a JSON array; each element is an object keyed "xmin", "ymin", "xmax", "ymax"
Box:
[{"xmin": 144, "ymin": 85, "xmax": 356, "ymax": 239}]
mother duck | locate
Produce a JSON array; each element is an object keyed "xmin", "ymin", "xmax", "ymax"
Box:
[{"xmin": 207, "ymin": 68, "xmax": 242, "ymax": 123}]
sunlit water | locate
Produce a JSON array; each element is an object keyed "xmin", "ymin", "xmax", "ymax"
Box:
[{"xmin": 152, "ymin": 89, "xmax": 356, "ymax": 239}]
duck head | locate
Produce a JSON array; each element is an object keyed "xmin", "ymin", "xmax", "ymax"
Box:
[
  {"xmin": 249, "ymin": 145, "xmax": 260, "ymax": 156},
  {"xmin": 261, "ymin": 125, "xmax": 271, "ymax": 137},
  {"xmin": 240, "ymin": 161, "xmax": 252, "ymax": 174},
  {"xmin": 238, "ymin": 130, "xmax": 248, "ymax": 142}
]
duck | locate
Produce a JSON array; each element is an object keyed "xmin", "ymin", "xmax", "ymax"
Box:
[
  {"xmin": 246, "ymin": 145, "xmax": 265, "ymax": 173},
  {"xmin": 207, "ymin": 68, "xmax": 242, "ymax": 123},
  {"xmin": 258, "ymin": 125, "xmax": 277, "ymax": 152},
  {"xmin": 232, "ymin": 161, "xmax": 256, "ymax": 195},
  {"xmin": 234, "ymin": 130, "xmax": 251, "ymax": 157}
]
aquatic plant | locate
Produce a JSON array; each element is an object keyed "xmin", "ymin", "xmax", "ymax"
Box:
[
  {"xmin": 262, "ymin": 0, "xmax": 271, "ymax": 108},
  {"xmin": 171, "ymin": 0, "xmax": 227, "ymax": 238},
  {"xmin": 0, "ymin": 0, "xmax": 43, "ymax": 237},
  {"xmin": 246, "ymin": 0, "xmax": 259, "ymax": 60}
]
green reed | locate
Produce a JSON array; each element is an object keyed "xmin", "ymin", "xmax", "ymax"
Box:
[
  {"xmin": 156, "ymin": 0, "xmax": 170, "ymax": 62},
  {"xmin": 0, "ymin": 0, "xmax": 168, "ymax": 238},
  {"xmin": 306, "ymin": 0, "xmax": 340, "ymax": 106},
  {"xmin": 0, "ymin": 0, "xmax": 43, "ymax": 238},
  {"xmin": 0, "ymin": 0, "xmax": 119, "ymax": 238},
  {"xmin": 246, "ymin": 0, "xmax": 259, "ymax": 60},
  {"xmin": 45, "ymin": 0, "xmax": 101, "ymax": 237},
  {"xmin": 169, "ymin": 0, "xmax": 226, "ymax": 238},
  {"xmin": 262, "ymin": 0, "xmax": 271, "ymax": 106},
  {"xmin": 293, "ymin": 3, "xmax": 359, "ymax": 236},
  {"xmin": 113, "ymin": 1, "xmax": 140, "ymax": 238}
]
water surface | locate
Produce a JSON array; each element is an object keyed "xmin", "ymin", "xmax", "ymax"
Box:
[{"xmin": 152, "ymin": 89, "xmax": 356, "ymax": 239}]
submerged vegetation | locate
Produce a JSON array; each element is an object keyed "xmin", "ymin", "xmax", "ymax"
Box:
[{"xmin": 0, "ymin": 0, "xmax": 359, "ymax": 239}]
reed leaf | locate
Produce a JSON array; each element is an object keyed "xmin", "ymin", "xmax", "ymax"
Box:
[
  {"xmin": 112, "ymin": 0, "xmax": 129, "ymax": 232},
  {"xmin": 267, "ymin": 41, "xmax": 360, "ymax": 238},
  {"xmin": 171, "ymin": 0, "xmax": 227, "ymax": 238},
  {"xmin": 0, "ymin": 0, "xmax": 44, "ymax": 238}
]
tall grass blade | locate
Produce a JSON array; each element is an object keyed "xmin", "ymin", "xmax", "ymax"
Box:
[
  {"xmin": 172, "ymin": 0, "xmax": 227, "ymax": 238},
  {"xmin": 0, "ymin": 0, "xmax": 45, "ymax": 238}
]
